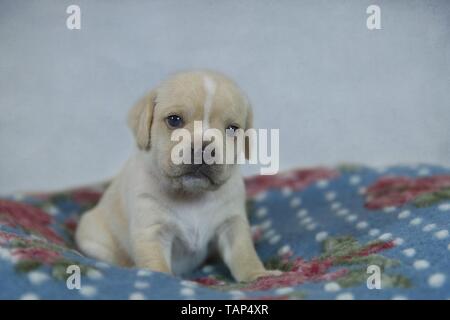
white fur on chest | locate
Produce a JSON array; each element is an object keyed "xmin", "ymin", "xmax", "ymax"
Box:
[{"xmin": 167, "ymin": 196, "xmax": 226, "ymax": 275}]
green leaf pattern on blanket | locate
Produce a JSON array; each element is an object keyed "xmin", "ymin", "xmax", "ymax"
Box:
[{"xmin": 192, "ymin": 235, "xmax": 409, "ymax": 299}]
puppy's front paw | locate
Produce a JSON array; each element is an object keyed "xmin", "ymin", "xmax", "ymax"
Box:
[{"xmin": 240, "ymin": 269, "xmax": 283, "ymax": 283}]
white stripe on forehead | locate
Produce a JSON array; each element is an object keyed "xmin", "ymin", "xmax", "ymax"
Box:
[{"xmin": 202, "ymin": 76, "xmax": 216, "ymax": 130}]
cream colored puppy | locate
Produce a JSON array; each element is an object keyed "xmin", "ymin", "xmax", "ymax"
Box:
[{"xmin": 75, "ymin": 70, "xmax": 281, "ymax": 282}]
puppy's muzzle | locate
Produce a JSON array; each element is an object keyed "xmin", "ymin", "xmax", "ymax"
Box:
[{"xmin": 182, "ymin": 143, "xmax": 220, "ymax": 182}]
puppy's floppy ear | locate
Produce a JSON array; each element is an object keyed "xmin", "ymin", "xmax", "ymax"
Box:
[
  {"xmin": 244, "ymin": 106, "xmax": 254, "ymax": 160},
  {"xmin": 127, "ymin": 90, "xmax": 157, "ymax": 150}
]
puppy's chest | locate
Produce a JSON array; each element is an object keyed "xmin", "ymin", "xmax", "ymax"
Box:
[
  {"xmin": 171, "ymin": 207, "xmax": 222, "ymax": 252},
  {"xmin": 168, "ymin": 206, "xmax": 225, "ymax": 276}
]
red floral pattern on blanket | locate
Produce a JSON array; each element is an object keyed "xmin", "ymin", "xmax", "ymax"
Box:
[
  {"xmin": 0, "ymin": 230, "xmax": 96, "ymax": 279},
  {"xmin": 193, "ymin": 236, "xmax": 404, "ymax": 298},
  {"xmin": 13, "ymin": 246, "xmax": 62, "ymax": 265},
  {"xmin": 0, "ymin": 230, "xmax": 21, "ymax": 243},
  {"xmin": 242, "ymin": 258, "xmax": 347, "ymax": 291},
  {"xmin": 245, "ymin": 168, "xmax": 339, "ymax": 197},
  {"xmin": 0, "ymin": 200, "xmax": 64, "ymax": 244},
  {"xmin": 71, "ymin": 189, "xmax": 103, "ymax": 207},
  {"xmin": 365, "ymin": 175, "xmax": 450, "ymax": 209}
]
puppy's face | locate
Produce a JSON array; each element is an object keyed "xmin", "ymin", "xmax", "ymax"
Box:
[{"xmin": 128, "ymin": 71, "xmax": 253, "ymax": 193}]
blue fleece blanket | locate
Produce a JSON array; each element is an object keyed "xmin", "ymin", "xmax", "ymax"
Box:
[{"xmin": 1, "ymin": 164, "xmax": 449, "ymax": 300}]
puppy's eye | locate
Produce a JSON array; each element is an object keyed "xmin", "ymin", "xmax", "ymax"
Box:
[
  {"xmin": 225, "ymin": 125, "xmax": 240, "ymax": 136},
  {"xmin": 166, "ymin": 115, "xmax": 183, "ymax": 128}
]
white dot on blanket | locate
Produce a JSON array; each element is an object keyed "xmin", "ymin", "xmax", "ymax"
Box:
[
  {"xmin": 80, "ymin": 285, "xmax": 97, "ymax": 297},
  {"xmin": 349, "ymin": 175, "xmax": 361, "ymax": 185},
  {"xmin": 316, "ymin": 180, "xmax": 329, "ymax": 189},
  {"xmin": 278, "ymin": 245, "xmax": 291, "ymax": 256},
  {"xmin": 383, "ymin": 206, "xmax": 396, "ymax": 213},
  {"xmin": 324, "ymin": 282, "xmax": 341, "ymax": 292},
  {"xmin": 398, "ymin": 210, "xmax": 411, "ymax": 219},
  {"xmin": 137, "ymin": 269, "xmax": 152, "ymax": 277},
  {"xmin": 410, "ymin": 218, "xmax": 422, "ymax": 226},
  {"xmin": 129, "ymin": 292, "xmax": 146, "ymax": 300},
  {"xmin": 87, "ymin": 269, "xmax": 103, "ymax": 280},
  {"xmin": 281, "ymin": 187, "xmax": 292, "ymax": 197},
  {"xmin": 20, "ymin": 293, "xmax": 39, "ymax": 300},
  {"xmin": 418, "ymin": 168, "xmax": 430, "ymax": 176},
  {"xmin": 422, "ymin": 224, "xmax": 436, "ymax": 232},
  {"xmin": 434, "ymin": 230, "xmax": 449, "ymax": 240},
  {"xmin": 358, "ymin": 187, "xmax": 367, "ymax": 195},
  {"xmin": 275, "ymin": 287, "xmax": 294, "ymax": 295},
  {"xmin": 375, "ymin": 167, "xmax": 387, "ymax": 174},
  {"xmin": 134, "ymin": 281, "xmax": 149, "ymax": 289},
  {"xmin": 438, "ymin": 203, "xmax": 450, "ymax": 211},
  {"xmin": 202, "ymin": 265, "xmax": 214, "ymax": 273},
  {"xmin": 428, "ymin": 273, "xmax": 446, "ymax": 288},
  {"xmin": 229, "ymin": 290, "xmax": 245, "ymax": 298},
  {"xmin": 336, "ymin": 292, "xmax": 354, "ymax": 300},
  {"xmin": 369, "ymin": 229, "xmax": 380, "ymax": 237},
  {"xmin": 336, "ymin": 208, "xmax": 349, "ymax": 217},
  {"xmin": 300, "ymin": 217, "xmax": 312, "ymax": 225},
  {"xmin": 413, "ymin": 260, "xmax": 430, "ymax": 270},
  {"xmin": 254, "ymin": 192, "xmax": 267, "ymax": 202},
  {"xmin": 306, "ymin": 223, "xmax": 317, "ymax": 231},
  {"xmin": 30, "ymin": 235, "xmax": 42, "ymax": 242},
  {"xmin": 180, "ymin": 287, "xmax": 196, "ymax": 297},
  {"xmin": 95, "ymin": 261, "xmax": 110, "ymax": 269},
  {"xmin": 256, "ymin": 207, "xmax": 268, "ymax": 218},
  {"xmin": 325, "ymin": 191, "xmax": 336, "ymax": 201},
  {"xmin": 393, "ymin": 237, "xmax": 404, "ymax": 246},
  {"xmin": 391, "ymin": 295, "xmax": 408, "ymax": 300},
  {"xmin": 330, "ymin": 202, "xmax": 342, "ymax": 210},
  {"xmin": 297, "ymin": 209, "xmax": 308, "ymax": 218},
  {"xmin": 264, "ymin": 229, "xmax": 276, "ymax": 239},
  {"xmin": 402, "ymin": 248, "xmax": 416, "ymax": 257},
  {"xmin": 346, "ymin": 214, "xmax": 357, "ymax": 222},
  {"xmin": 315, "ymin": 231, "xmax": 328, "ymax": 242},
  {"xmin": 260, "ymin": 220, "xmax": 272, "ymax": 230},
  {"xmin": 356, "ymin": 221, "xmax": 369, "ymax": 229},
  {"xmin": 269, "ymin": 234, "xmax": 281, "ymax": 244},
  {"xmin": 180, "ymin": 280, "xmax": 198, "ymax": 288},
  {"xmin": 0, "ymin": 247, "xmax": 14, "ymax": 262},
  {"xmin": 290, "ymin": 197, "xmax": 301, "ymax": 208},
  {"xmin": 28, "ymin": 271, "xmax": 49, "ymax": 285},
  {"xmin": 378, "ymin": 233, "xmax": 392, "ymax": 241},
  {"xmin": 46, "ymin": 205, "xmax": 59, "ymax": 216}
]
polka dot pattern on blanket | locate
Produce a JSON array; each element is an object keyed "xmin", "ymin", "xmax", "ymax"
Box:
[{"xmin": 1, "ymin": 164, "xmax": 450, "ymax": 299}]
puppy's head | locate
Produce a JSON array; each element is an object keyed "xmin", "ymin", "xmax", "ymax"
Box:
[{"xmin": 128, "ymin": 70, "xmax": 253, "ymax": 193}]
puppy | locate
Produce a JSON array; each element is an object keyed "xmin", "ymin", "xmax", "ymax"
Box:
[{"xmin": 75, "ymin": 70, "xmax": 281, "ymax": 282}]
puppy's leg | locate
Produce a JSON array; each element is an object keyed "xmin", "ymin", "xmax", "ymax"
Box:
[
  {"xmin": 131, "ymin": 224, "xmax": 171, "ymax": 274},
  {"xmin": 75, "ymin": 208, "xmax": 132, "ymax": 266},
  {"xmin": 217, "ymin": 215, "xmax": 282, "ymax": 282}
]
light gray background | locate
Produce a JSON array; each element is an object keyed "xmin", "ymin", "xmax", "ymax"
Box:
[{"xmin": 1, "ymin": 0, "xmax": 449, "ymax": 194}]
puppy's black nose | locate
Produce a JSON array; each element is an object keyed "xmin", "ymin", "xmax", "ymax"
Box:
[{"xmin": 191, "ymin": 143, "xmax": 215, "ymax": 164}]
